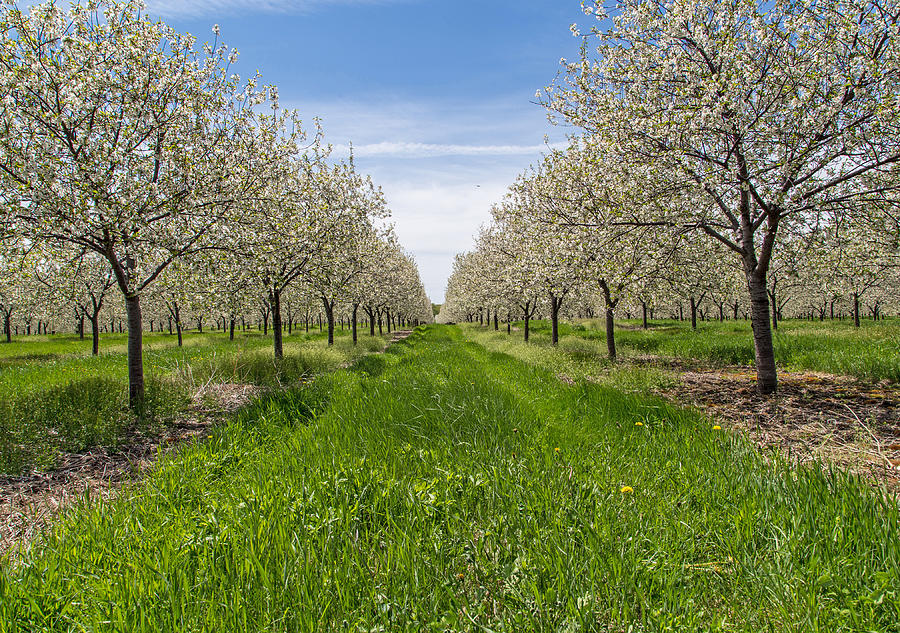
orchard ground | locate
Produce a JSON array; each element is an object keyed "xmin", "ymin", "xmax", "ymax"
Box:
[
  {"xmin": 0, "ymin": 326, "xmax": 400, "ymax": 550},
  {"xmin": 468, "ymin": 317, "xmax": 900, "ymax": 491},
  {"xmin": 1, "ymin": 323, "xmax": 898, "ymax": 631}
]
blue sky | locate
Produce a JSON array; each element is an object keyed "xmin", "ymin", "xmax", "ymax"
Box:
[{"xmin": 150, "ymin": 0, "xmax": 585, "ymax": 301}]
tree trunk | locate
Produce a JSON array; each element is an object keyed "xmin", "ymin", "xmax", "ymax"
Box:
[
  {"xmin": 494, "ymin": 311, "xmax": 498, "ymax": 331},
  {"xmin": 352, "ymin": 304, "xmax": 359, "ymax": 345},
  {"xmin": 90, "ymin": 314, "xmax": 100, "ymax": 355},
  {"xmin": 176, "ymin": 320, "xmax": 183, "ymax": 347},
  {"xmin": 523, "ymin": 302, "xmax": 531, "ymax": 343},
  {"xmin": 4, "ymin": 314, "xmax": 10, "ymax": 343},
  {"xmin": 599, "ymin": 280, "xmax": 617, "ymax": 360},
  {"xmin": 641, "ymin": 301, "xmax": 648, "ymax": 330},
  {"xmin": 272, "ymin": 289, "xmax": 283, "ymax": 358},
  {"xmin": 690, "ymin": 296, "xmax": 698, "ymax": 330},
  {"xmin": 125, "ymin": 294, "xmax": 144, "ymax": 412},
  {"xmin": 550, "ymin": 292, "xmax": 562, "ymax": 345},
  {"xmin": 229, "ymin": 318, "xmax": 235, "ymax": 341},
  {"xmin": 748, "ymin": 275, "xmax": 778, "ymax": 395},
  {"xmin": 605, "ymin": 306, "xmax": 616, "ymax": 360},
  {"xmin": 853, "ymin": 292, "xmax": 860, "ymax": 328},
  {"xmin": 322, "ymin": 296, "xmax": 335, "ymax": 346},
  {"xmin": 79, "ymin": 315, "xmax": 85, "ymax": 339},
  {"xmin": 768, "ymin": 290, "xmax": 778, "ymax": 331}
]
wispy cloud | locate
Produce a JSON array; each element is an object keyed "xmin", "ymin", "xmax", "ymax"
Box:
[
  {"xmin": 336, "ymin": 141, "xmax": 563, "ymax": 159},
  {"xmin": 144, "ymin": 0, "xmax": 402, "ymax": 19}
]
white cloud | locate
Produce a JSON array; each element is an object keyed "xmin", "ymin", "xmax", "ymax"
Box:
[
  {"xmin": 336, "ymin": 141, "xmax": 563, "ymax": 158},
  {"xmin": 144, "ymin": 0, "xmax": 400, "ymax": 18}
]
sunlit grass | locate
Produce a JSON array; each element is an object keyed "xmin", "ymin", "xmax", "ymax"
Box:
[
  {"xmin": 0, "ymin": 328, "xmax": 391, "ymax": 475},
  {"xmin": 506, "ymin": 317, "xmax": 900, "ymax": 382},
  {"xmin": 2, "ymin": 325, "xmax": 897, "ymax": 631}
]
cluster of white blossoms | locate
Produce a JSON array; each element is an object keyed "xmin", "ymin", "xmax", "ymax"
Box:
[
  {"xmin": 0, "ymin": 0, "xmax": 432, "ymax": 408},
  {"xmin": 443, "ymin": 0, "xmax": 900, "ymax": 395}
]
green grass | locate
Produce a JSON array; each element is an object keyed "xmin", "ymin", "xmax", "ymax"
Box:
[
  {"xmin": 2, "ymin": 325, "xmax": 897, "ymax": 631},
  {"xmin": 508, "ymin": 318, "xmax": 900, "ymax": 382},
  {"xmin": 0, "ymin": 328, "xmax": 390, "ymax": 475}
]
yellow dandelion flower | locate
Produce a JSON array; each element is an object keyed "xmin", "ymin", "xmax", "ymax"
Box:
[
  {"xmin": 712, "ymin": 425, "xmax": 722, "ymax": 430},
  {"xmin": 620, "ymin": 486, "xmax": 634, "ymax": 494},
  {"xmin": 635, "ymin": 422, "xmax": 643, "ymax": 427},
  {"xmin": 554, "ymin": 447, "xmax": 560, "ymax": 453}
]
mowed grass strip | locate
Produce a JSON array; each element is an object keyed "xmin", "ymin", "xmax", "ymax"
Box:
[{"xmin": 1, "ymin": 325, "xmax": 897, "ymax": 632}]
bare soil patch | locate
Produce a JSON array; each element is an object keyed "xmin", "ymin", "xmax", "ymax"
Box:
[
  {"xmin": 0, "ymin": 383, "xmax": 259, "ymax": 556},
  {"xmin": 657, "ymin": 368, "xmax": 900, "ymax": 491},
  {"xmin": 389, "ymin": 329, "xmax": 414, "ymax": 344}
]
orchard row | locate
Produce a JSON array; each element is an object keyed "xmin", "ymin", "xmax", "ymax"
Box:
[
  {"xmin": 441, "ymin": 0, "xmax": 900, "ymax": 394},
  {"xmin": 0, "ymin": 1, "xmax": 432, "ymax": 409}
]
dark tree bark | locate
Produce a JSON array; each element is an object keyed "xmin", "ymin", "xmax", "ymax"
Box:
[
  {"xmin": 352, "ymin": 303, "xmax": 359, "ymax": 345},
  {"xmin": 549, "ymin": 292, "xmax": 564, "ymax": 345},
  {"xmin": 641, "ymin": 300, "xmax": 648, "ymax": 330},
  {"xmin": 88, "ymin": 314, "xmax": 100, "ymax": 356},
  {"xmin": 229, "ymin": 318, "xmax": 235, "ymax": 341},
  {"xmin": 271, "ymin": 288, "xmax": 283, "ymax": 358},
  {"xmin": 690, "ymin": 296, "xmax": 698, "ymax": 330},
  {"xmin": 521, "ymin": 300, "xmax": 535, "ymax": 343},
  {"xmin": 365, "ymin": 307, "xmax": 376, "ymax": 336},
  {"xmin": 746, "ymin": 272, "xmax": 777, "ymax": 394},
  {"xmin": 853, "ymin": 292, "xmax": 860, "ymax": 327},
  {"xmin": 767, "ymin": 290, "xmax": 779, "ymax": 330},
  {"xmin": 599, "ymin": 279, "xmax": 618, "ymax": 360},
  {"xmin": 494, "ymin": 311, "xmax": 498, "ymax": 331},
  {"xmin": 322, "ymin": 296, "xmax": 335, "ymax": 346},
  {"xmin": 125, "ymin": 293, "xmax": 144, "ymax": 411}
]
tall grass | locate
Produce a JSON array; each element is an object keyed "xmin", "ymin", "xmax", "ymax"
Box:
[
  {"xmin": 0, "ymin": 329, "xmax": 389, "ymax": 475},
  {"xmin": 2, "ymin": 325, "xmax": 897, "ymax": 631},
  {"xmin": 513, "ymin": 318, "xmax": 900, "ymax": 381}
]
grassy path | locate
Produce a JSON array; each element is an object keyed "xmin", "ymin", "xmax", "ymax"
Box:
[{"xmin": 1, "ymin": 325, "xmax": 898, "ymax": 631}]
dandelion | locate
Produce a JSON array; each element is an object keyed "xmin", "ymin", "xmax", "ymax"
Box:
[
  {"xmin": 620, "ymin": 486, "xmax": 633, "ymax": 494},
  {"xmin": 712, "ymin": 425, "xmax": 722, "ymax": 430},
  {"xmin": 456, "ymin": 573, "xmax": 465, "ymax": 580},
  {"xmin": 635, "ymin": 422, "xmax": 643, "ymax": 427},
  {"xmin": 554, "ymin": 447, "xmax": 560, "ymax": 453}
]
